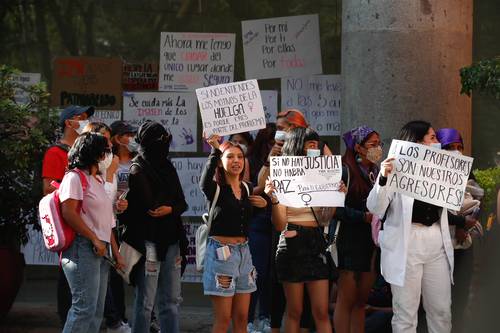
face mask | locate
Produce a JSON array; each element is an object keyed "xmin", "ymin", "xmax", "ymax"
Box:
[
  {"xmin": 366, "ymin": 146, "xmax": 383, "ymax": 164},
  {"xmin": 126, "ymin": 137, "xmax": 139, "ymax": 152},
  {"xmin": 73, "ymin": 120, "xmax": 89, "ymax": 134},
  {"xmin": 430, "ymin": 142, "xmax": 442, "ymax": 149},
  {"xmin": 98, "ymin": 152, "xmax": 113, "ymax": 173},
  {"xmin": 450, "ymin": 150, "xmax": 462, "ymax": 155},
  {"xmin": 306, "ymin": 149, "xmax": 320, "ymax": 157},
  {"xmin": 274, "ymin": 130, "xmax": 287, "ymax": 142}
]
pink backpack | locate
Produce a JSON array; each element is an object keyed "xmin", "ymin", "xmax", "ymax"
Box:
[{"xmin": 38, "ymin": 169, "xmax": 88, "ymax": 252}]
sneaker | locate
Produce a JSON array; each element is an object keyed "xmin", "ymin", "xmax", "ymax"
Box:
[
  {"xmin": 247, "ymin": 322, "xmax": 261, "ymax": 333},
  {"xmin": 107, "ymin": 321, "xmax": 131, "ymax": 333},
  {"xmin": 150, "ymin": 317, "xmax": 160, "ymax": 333},
  {"xmin": 258, "ymin": 317, "xmax": 271, "ymax": 333}
]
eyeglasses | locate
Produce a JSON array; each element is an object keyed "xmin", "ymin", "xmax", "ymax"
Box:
[{"xmin": 364, "ymin": 141, "xmax": 384, "ymax": 149}]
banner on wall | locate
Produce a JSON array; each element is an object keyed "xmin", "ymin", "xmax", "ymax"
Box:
[
  {"xmin": 122, "ymin": 92, "xmax": 197, "ymax": 152},
  {"xmin": 270, "ymin": 155, "xmax": 345, "ymax": 208},
  {"xmin": 250, "ymin": 90, "xmax": 278, "ymax": 137},
  {"xmin": 159, "ymin": 32, "xmax": 235, "ymax": 91},
  {"xmin": 241, "ymin": 14, "xmax": 322, "ymax": 80},
  {"xmin": 90, "ymin": 110, "xmax": 122, "ymax": 126},
  {"xmin": 281, "ymin": 75, "xmax": 341, "ymax": 136},
  {"xmin": 196, "ymin": 79, "xmax": 266, "ymax": 137},
  {"xmin": 22, "ymin": 225, "xmax": 58, "ymax": 265},
  {"xmin": 123, "ymin": 63, "xmax": 159, "ymax": 91},
  {"xmin": 170, "ymin": 157, "xmax": 207, "ymax": 217},
  {"xmin": 386, "ymin": 140, "xmax": 474, "ymax": 211},
  {"xmin": 52, "ymin": 57, "xmax": 123, "ymax": 110},
  {"xmin": 180, "ymin": 221, "xmax": 202, "ymax": 283}
]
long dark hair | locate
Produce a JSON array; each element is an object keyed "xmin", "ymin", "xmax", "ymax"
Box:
[
  {"xmin": 215, "ymin": 141, "xmax": 246, "ymax": 185},
  {"xmin": 248, "ymin": 123, "xmax": 276, "ymax": 183},
  {"xmin": 281, "ymin": 127, "xmax": 319, "ymax": 156},
  {"xmin": 68, "ymin": 132, "xmax": 110, "ymax": 171},
  {"xmin": 398, "ymin": 120, "xmax": 432, "ymax": 143}
]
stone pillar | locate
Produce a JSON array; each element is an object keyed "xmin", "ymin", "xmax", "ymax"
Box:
[{"xmin": 341, "ymin": 0, "xmax": 473, "ymax": 153}]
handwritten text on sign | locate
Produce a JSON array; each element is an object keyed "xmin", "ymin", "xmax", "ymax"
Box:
[
  {"xmin": 270, "ymin": 156, "xmax": 345, "ymax": 208},
  {"xmin": 123, "ymin": 92, "xmax": 197, "ymax": 152},
  {"xmin": 282, "ymin": 75, "xmax": 341, "ymax": 136},
  {"xmin": 196, "ymin": 79, "xmax": 266, "ymax": 137},
  {"xmin": 387, "ymin": 140, "xmax": 474, "ymax": 211},
  {"xmin": 242, "ymin": 14, "xmax": 322, "ymax": 80},
  {"xmin": 170, "ymin": 158, "xmax": 206, "ymax": 217},
  {"xmin": 159, "ymin": 32, "xmax": 235, "ymax": 91},
  {"xmin": 181, "ymin": 221, "xmax": 202, "ymax": 283}
]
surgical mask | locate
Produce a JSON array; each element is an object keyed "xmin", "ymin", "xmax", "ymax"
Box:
[
  {"xmin": 366, "ymin": 146, "xmax": 383, "ymax": 163},
  {"xmin": 126, "ymin": 138, "xmax": 139, "ymax": 152},
  {"xmin": 450, "ymin": 150, "xmax": 462, "ymax": 155},
  {"xmin": 306, "ymin": 149, "xmax": 321, "ymax": 157},
  {"xmin": 98, "ymin": 152, "xmax": 113, "ymax": 173},
  {"xmin": 430, "ymin": 142, "xmax": 442, "ymax": 149},
  {"xmin": 274, "ymin": 130, "xmax": 287, "ymax": 142},
  {"xmin": 74, "ymin": 120, "xmax": 89, "ymax": 134}
]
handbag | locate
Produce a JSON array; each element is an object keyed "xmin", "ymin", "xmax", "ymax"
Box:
[{"xmin": 195, "ymin": 185, "xmax": 221, "ymax": 272}]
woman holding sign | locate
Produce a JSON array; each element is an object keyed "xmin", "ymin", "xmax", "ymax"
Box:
[
  {"xmin": 200, "ymin": 135, "xmax": 267, "ymax": 333},
  {"xmin": 367, "ymin": 120, "xmax": 472, "ymax": 333}
]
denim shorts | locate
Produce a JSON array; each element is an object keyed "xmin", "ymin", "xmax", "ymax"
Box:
[
  {"xmin": 202, "ymin": 237, "xmax": 257, "ymax": 297},
  {"xmin": 275, "ymin": 224, "xmax": 330, "ymax": 282}
]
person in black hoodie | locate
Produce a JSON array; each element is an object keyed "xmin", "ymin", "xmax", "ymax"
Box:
[{"xmin": 123, "ymin": 121, "xmax": 187, "ymax": 333}]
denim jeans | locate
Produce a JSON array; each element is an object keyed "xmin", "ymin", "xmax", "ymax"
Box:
[
  {"xmin": 61, "ymin": 235, "xmax": 110, "ymax": 333},
  {"xmin": 132, "ymin": 242, "xmax": 182, "ymax": 333}
]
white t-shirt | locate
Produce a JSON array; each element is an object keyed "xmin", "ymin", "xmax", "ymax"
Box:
[{"xmin": 59, "ymin": 170, "xmax": 116, "ymax": 242}]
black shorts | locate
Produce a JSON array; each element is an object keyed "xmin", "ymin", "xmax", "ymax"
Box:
[
  {"xmin": 275, "ymin": 224, "xmax": 330, "ymax": 283},
  {"xmin": 337, "ymin": 222, "xmax": 375, "ymax": 272}
]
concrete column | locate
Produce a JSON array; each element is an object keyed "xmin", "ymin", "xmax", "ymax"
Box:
[{"xmin": 341, "ymin": 0, "xmax": 473, "ymax": 153}]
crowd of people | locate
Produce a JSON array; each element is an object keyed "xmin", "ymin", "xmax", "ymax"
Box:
[{"xmin": 41, "ymin": 105, "xmax": 483, "ymax": 333}]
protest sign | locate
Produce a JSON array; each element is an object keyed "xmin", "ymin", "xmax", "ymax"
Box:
[
  {"xmin": 159, "ymin": 32, "xmax": 235, "ymax": 91},
  {"xmin": 196, "ymin": 79, "xmax": 266, "ymax": 137},
  {"xmin": 22, "ymin": 225, "xmax": 58, "ymax": 265},
  {"xmin": 281, "ymin": 75, "xmax": 341, "ymax": 136},
  {"xmin": 270, "ymin": 155, "xmax": 345, "ymax": 208},
  {"xmin": 12, "ymin": 72, "xmax": 41, "ymax": 105},
  {"xmin": 170, "ymin": 158, "xmax": 207, "ymax": 217},
  {"xmin": 89, "ymin": 110, "xmax": 122, "ymax": 126},
  {"xmin": 123, "ymin": 92, "xmax": 197, "ymax": 152},
  {"xmin": 52, "ymin": 57, "xmax": 123, "ymax": 110},
  {"xmin": 181, "ymin": 221, "xmax": 202, "ymax": 283},
  {"xmin": 386, "ymin": 140, "xmax": 474, "ymax": 211},
  {"xmin": 242, "ymin": 14, "xmax": 322, "ymax": 80},
  {"xmin": 123, "ymin": 62, "xmax": 159, "ymax": 91},
  {"xmin": 250, "ymin": 90, "xmax": 278, "ymax": 137}
]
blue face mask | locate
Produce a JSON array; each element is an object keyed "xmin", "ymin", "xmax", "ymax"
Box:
[
  {"xmin": 127, "ymin": 140, "xmax": 139, "ymax": 152},
  {"xmin": 430, "ymin": 142, "xmax": 442, "ymax": 149}
]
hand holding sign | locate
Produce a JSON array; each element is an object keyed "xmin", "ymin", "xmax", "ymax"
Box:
[{"xmin": 381, "ymin": 157, "xmax": 395, "ymax": 177}]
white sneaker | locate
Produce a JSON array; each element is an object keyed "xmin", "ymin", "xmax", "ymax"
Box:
[
  {"xmin": 107, "ymin": 321, "xmax": 131, "ymax": 333},
  {"xmin": 259, "ymin": 318, "xmax": 271, "ymax": 333},
  {"xmin": 247, "ymin": 322, "xmax": 261, "ymax": 333}
]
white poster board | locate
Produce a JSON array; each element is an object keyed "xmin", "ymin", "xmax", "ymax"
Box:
[
  {"xmin": 281, "ymin": 75, "xmax": 341, "ymax": 136},
  {"xmin": 21, "ymin": 225, "xmax": 58, "ymax": 265},
  {"xmin": 159, "ymin": 32, "xmax": 235, "ymax": 91},
  {"xmin": 250, "ymin": 90, "xmax": 278, "ymax": 137},
  {"xmin": 242, "ymin": 14, "xmax": 322, "ymax": 80},
  {"xmin": 90, "ymin": 110, "xmax": 122, "ymax": 126},
  {"xmin": 386, "ymin": 140, "xmax": 474, "ymax": 211},
  {"xmin": 170, "ymin": 157, "xmax": 207, "ymax": 217},
  {"xmin": 12, "ymin": 72, "xmax": 41, "ymax": 105},
  {"xmin": 270, "ymin": 155, "xmax": 345, "ymax": 207},
  {"xmin": 196, "ymin": 79, "xmax": 266, "ymax": 136},
  {"xmin": 181, "ymin": 221, "xmax": 202, "ymax": 283},
  {"xmin": 123, "ymin": 92, "xmax": 197, "ymax": 152}
]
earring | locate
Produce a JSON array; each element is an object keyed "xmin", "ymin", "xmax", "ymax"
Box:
[{"xmin": 356, "ymin": 154, "xmax": 363, "ymax": 163}]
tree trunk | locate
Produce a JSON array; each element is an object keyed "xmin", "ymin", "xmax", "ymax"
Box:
[{"xmin": 34, "ymin": 0, "xmax": 52, "ymax": 84}]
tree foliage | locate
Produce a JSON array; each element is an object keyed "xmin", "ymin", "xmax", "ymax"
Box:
[{"xmin": 460, "ymin": 56, "xmax": 500, "ymax": 99}]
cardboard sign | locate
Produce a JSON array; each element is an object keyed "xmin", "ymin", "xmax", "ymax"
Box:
[
  {"xmin": 386, "ymin": 140, "xmax": 474, "ymax": 210},
  {"xmin": 170, "ymin": 158, "xmax": 207, "ymax": 217},
  {"xmin": 180, "ymin": 221, "xmax": 202, "ymax": 283},
  {"xmin": 281, "ymin": 75, "xmax": 341, "ymax": 136},
  {"xmin": 270, "ymin": 155, "xmax": 345, "ymax": 207},
  {"xmin": 22, "ymin": 225, "xmax": 58, "ymax": 265},
  {"xmin": 89, "ymin": 110, "xmax": 122, "ymax": 126},
  {"xmin": 242, "ymin": 14, "xmax": 322, "ymax": 80},
  {"xmin": 123, "ymin": 92, "xmax": 197, "ymax": 152},
  {"xmin": 123, "ymin": 62, "xmax": 159, "ymax": 91},
  {"xmin": 196, "ymin": 79, "xmax": 266, "ymax": 137},
  {"xmin": 12, "ymin": 72, "xmax": 41, "ymax": 105},
  {"xmin": 159, "ymin": 32, "xmax": 235, "ymax": 91}
]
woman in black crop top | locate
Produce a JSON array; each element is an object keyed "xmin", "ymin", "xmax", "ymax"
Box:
[{"xmin": 199, "ymin": 135, "xmax": 267, "ymax": 333}]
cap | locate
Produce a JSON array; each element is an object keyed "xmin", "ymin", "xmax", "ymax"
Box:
[
  {"xmin": 110, "ymin": 121, "xmax": 138, "ymax": 137},
  {"xmin": 59, "ymin": 105, "xmax": 95, "ymax": 127}
]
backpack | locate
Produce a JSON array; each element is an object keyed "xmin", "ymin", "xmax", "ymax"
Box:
[
  {"xmin": 38, "ymin": 169, "xmax": 88, "ymax": 252},
  {"xmin": 195, "ymin": 181, "xmax": 250, "ymax": 272}
]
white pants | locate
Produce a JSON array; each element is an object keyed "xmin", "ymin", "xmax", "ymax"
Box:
[{"xmin": 391, "ymin": 223, "xmax": 452, "ymax": 333}]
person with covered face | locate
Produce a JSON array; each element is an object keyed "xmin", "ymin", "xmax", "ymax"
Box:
[{"xmin": 123, "ymin": 121, "xmax": 187, "ymax": 333}]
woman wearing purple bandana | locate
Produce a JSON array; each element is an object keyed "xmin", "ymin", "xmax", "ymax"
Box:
[
  {"xmin": 436, "ymin": 128, "xmax": 464, "ymax": 154},
  {"xmin": 334, "ymin": 125, "xmax": 384, "ymax": 333}
]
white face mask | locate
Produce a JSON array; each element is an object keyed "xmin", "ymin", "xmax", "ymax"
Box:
[
  {"xmin": 366, "ymin": 146, "xmax": 383, "ymax": 163},
  {"xmin": 98, "ymin": 152, "xmax": 113, "ymax": 173},
  {"xmin": 450, "ymin": 150, "xmax": 462, "ymax": 155},
  {"xmin": 306, "ymin": 149, "xmax": 321, "ymax": 157},
  {"xmin": 430, "ymin": 142, "xmax": 442, "ymax": 149},
  {"xmin": 274, "ymin": 130, "xmax": 287, "ymax": 142},
  {"xmin": 73, "ymin": 120, "xmax": 89, "ymax": 134}
]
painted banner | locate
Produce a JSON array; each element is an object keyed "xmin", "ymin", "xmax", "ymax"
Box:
[
  {"xmin": 196, "ymin": 79, "xmax": 266, "ymax": 137},
  {"xmin": 270, "ymin": 155, "xmax": 345, "ymax": 208},
  {"xmin": 159, "ymin": 32, "xmax": 235, "ymax": 91},
  {"xmin": 22, "ymin": 225, "xmax": 58, "ymax": 265},
  {"xmin": 123, "ymin": 92, "xmax": 197, "ymax": 152},
  {"xmin": 281, "ymin": 75, "xmax": 341, "ymax": 136},
  {"xmin": 386, "ymin": 140, "xmax": 474, "ymax": 211},
  {"xmin": 170, "ymin": 157, "xmax": 207, "ymax": 217},
  {"xmin": 242, "ymin": 14, "xmax": 322, "ymax": 80},
  {"xmin": 52, "ymin": 57, "xmax": 123, "ymax": 109},
  {"xmin": 123, "ymin": 62, "xmax": 159, "ymax": 91},
  {"xmin": 90, "ymin": 110, "xmax": 122, "ymax": 126},
  {"xmin": 12, "ymin": 72, "xmax": 41, "ymax": 105},
  {"xmin": 181, "ymin": 221, "xmax": 202, "ymax": 283}
]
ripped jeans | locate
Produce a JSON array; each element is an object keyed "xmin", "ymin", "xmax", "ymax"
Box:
[
  {"xmin": 202, "ymin": 237, "xmax": 257, "ymax": 297},
  {"xmin": 132, "ymin": 242, "xmax": 182, "ymax": 333}
]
